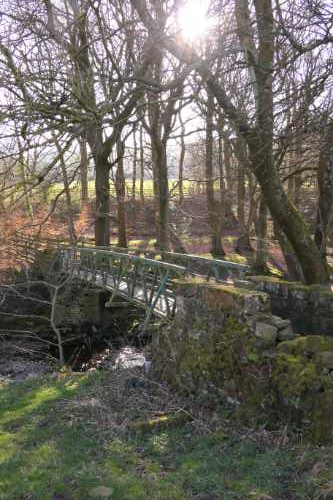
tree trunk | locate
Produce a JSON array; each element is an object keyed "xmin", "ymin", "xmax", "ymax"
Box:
[
  {"xmin": 236, "ymin": 139, "xmax": 245, "ymax": 229},
  {"xmin": 116, "ymin": 140, "xmax": 127, "ymax": 248},
  {"xmin": 252, "ymin": 196, "xmax": 269, "ymax": 274},
  {"xmin": 18, "ymin": 151, "xmax": 34, "ymax": 220},
  {"xmin": 179, "ymin": 111, "xmax": 185, "ymax": 204},
  {"xmin": 233, "ymin": 132, "xmax": 253, "ymax": 254},
  {"xmin": 169, "ymin": 225, "xmax": 187, "ymax": 253},
  {"xmin": 132, "ymin": 130, "xmax": 137, "ymax": 201},
  {"xmin": 54, "ymin": 136, "xmax": 76, "ymax": 243},
  {"xmin": 147, "ymin": 80, "xmax": 170, "ymax": 251},
  {"xmin": 155, "ymin": 139, "xmax": 170, "ymax": 251},
  {"xmin": 314, "ymin": 120, "xmax": 333, "ymax": 262},
  {"xmin": 274, "ymin": 222, "xmax": 301, "ymax": 280},
  {"xmin": 16, "ymin": 131, "xmax": 34, "ymax": 219},
  {"xmin": 79, "ymin": 138, "xmax": 89, "ymax": 207},
  {"xmin": 223, "ymin": 138, "xmax": 237, "ymax": 225},
  {"xmin": 294, "ymin": 130, "xmax": 302, "ymax": 208},
  {"xmin": 217, "ymin": 120, "xmax": 226, "ymax": 242},
  {"xmin": 150, "ymin": 138, "xmax": 160, "ymax": 247},
  {"xmin": 139, "ymin": 125, "xmax": 145, "ymax": 204},
  {"xmin": 95, "ymin": 154, "xmax": 111, "ymax": 246},
  {"xmin": 287, "ymin": 148, "xmax": 295, "ymax": 200},
  {"xmin": 206, "ymin": 90, "xmax": 225, "ymax": 257}
]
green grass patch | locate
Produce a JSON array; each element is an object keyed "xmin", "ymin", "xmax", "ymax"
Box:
[
  {"xmin": 47, "ymin": 179, "xmax": 209, "ymax": 204},
  {"xmin": 0, "ymin": 372, "xmax": 332, "ymax": 499}
]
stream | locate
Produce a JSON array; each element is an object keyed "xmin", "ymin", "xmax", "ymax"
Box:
[{"xmin": 0, "ymin": 313, "xmax": 152, "ymax": 382}]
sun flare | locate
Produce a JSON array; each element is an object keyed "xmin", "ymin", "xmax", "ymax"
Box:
[{"xmin": 177, "ymin": 0, "xmax": 212, "ymax": 42}]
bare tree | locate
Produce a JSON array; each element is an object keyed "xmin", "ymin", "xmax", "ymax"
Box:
[{"xmin": 130, "ymin": 0, "xmax": 333, "ymax": 284}]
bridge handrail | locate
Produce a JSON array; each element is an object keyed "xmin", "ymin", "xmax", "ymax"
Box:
[
  {"xmin": 141, "ymin": 250, "xmax": 249, "ymax": 272},
  {"xmin": 12, "ymin": 232, "xmax": 249, "ymax": 279},
  {"xmin": 11, "ymin": 232, "xmax": 248, "ymax": 323},
  {"xmin": 63, "ymin": 246, "xmax": 189, "ymax": 275},
  {"xmin": 63, "ymin": 242, "xmax": 249, "ymax": 272}
]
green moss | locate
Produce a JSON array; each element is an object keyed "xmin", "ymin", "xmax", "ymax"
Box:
[
  {"xmin": 272, "ymin": 341, "xmax": 333, "ymax": 442},
  {"xmin": 309, "ymin": 285, "xmax": 333, "ymax": 297},
  {"xmin": 274, "ymin": 353, "xmax": 328, "ymax": 395},
  {"xmin": 155, "ymin": 282, "xmax": 333, "ymax": 443},
  {"xmin": 249, "ymin": 276, "xmax": 333, "ymax": 297},
  {"xmin": 175, "ymin": 278, "xmax": 267, "ymax": 298},
  {"xmin": 248, "ymin": 275, "xmax": 310, "ymax": 291},
  {"xmin": 311, "ymin": 390, "xmax": 333, "ymax": 443},
  {"xmin": 277, "ymin": 335, "xmax": 333, "ymax": 357}
]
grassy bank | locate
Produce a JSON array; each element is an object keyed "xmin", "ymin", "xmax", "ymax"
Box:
[{"xmin": 0, "ymin": 371, "xmax": 332, "ymax": 500}]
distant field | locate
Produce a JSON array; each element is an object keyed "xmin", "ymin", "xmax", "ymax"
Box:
[{"xmin": 47, "ymin": 179, "xmax": 218, "ymax": 202}]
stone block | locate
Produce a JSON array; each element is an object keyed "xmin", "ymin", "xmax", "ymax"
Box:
[
  {"xmin": 318, "ymin": 351, "xmax": 333, "ymax": 369},
  {"xmin": 277, "ymin": 326, "xmax": 295, "ymax": 341},
  {"xmin": 175, "ymin": 295, "xmax": 185, "ymax": 318},
  {"xmin": 255, "ymin": 323, "xmax": 278, "ymax": 344},
  {"xmin": 233, "ymin": 280, "xmax": 254, "ymax": 290},
  {"xmin": 270, "ymin": 315, "xmax": 283, "ymax": 324},
  {"xmin": 243, "ymin": 293, "xmax": 271, "ymax": 314},
  {"xmin": 272, "ymin": 318, "xmax": 291, "ymax": 330},
  {"xmin": 255, "ymin": 323, "xmax": 278, "ymax": 343}
]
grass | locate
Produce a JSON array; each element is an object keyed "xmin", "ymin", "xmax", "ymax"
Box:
[
  {"xmin": 1, "ymin": 370, "xmax": 333, "ymax": 500},
  {"xmin": 46, "ymin": 179, "xmax": 213, "ymax": 204}
]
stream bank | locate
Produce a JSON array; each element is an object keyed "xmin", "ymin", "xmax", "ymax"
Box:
[{"xmin": 0, "ymin": 276, "xmax": 154, "ymax": 380}]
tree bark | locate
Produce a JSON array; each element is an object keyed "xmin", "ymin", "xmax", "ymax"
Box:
[
  {"xmin": 274, "ymin": 222, "xmax": 301, "ymax": 280},
  {"xmin": 17, "ymin": 144, "xmax": 34, "ymax": 221},
  {"xmin": 155, "ymin": 138, "xmax": 170, "ymax": 251},
  {"xmin": 206, "ymin": 89, "xmax": 225, "ymax": 257},
  {"xmin": 217, "ymin": 119, "xmax": 226, "ymax": 242},
  {"xmin": 79, "ymin": 138, "xmax": 89, "ymax": 207},
  {"xmin": 94, "ymin": 152, "xmax": 111, "ymax": 246},
  {"xmin": 314, "ymin": 120, "xmax": 333, "ymax": 261},
  {"xmin": 252, "ymin": 196, "xmax": 269, "ymax": 274},
  {"xmin": 116, "ymin": 140, "xmax": 127, "ymax": 248},
  {"xmin": 139, "ymin": 125, "xmax": 145, "ymax": 204},
  {"xmin": 223, "ymin": 138, "xmax": 237, "ymax": 225},
  {"xmin": 132, "ymin": 130, "xmax": 137, "ymax": 201},
  {"xmin": 178, "ymin": 111, "xmax": 185, "ymax": 205},
  {"xmin": 54, "ymin": 136, "xmax": 76, "ymax": 243},
  {"xmin": 146, "ymin": 73, "xmax": 170, "ymax": 251},
  {"xmin": 233, "ymin": 132, "xmax": 253, "ymax": 254}
]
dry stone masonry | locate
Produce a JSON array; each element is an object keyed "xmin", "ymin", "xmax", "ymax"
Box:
[
  {"xmin": 152, "ymin": 277, "xmax": 333, "ymax": 443},
  {"xmin": 247, "ymin": 275, "xmax": 333, "ymax": 335}
]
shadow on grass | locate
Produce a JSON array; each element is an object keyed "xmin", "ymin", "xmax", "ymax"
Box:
[{"xmin": 0, "ymin": 372, "xmax": 328, "ymax": 500}]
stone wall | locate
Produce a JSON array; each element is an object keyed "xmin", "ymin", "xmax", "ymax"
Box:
[
  {"xmin": 152, "ymin": 278, "xmax": 333, "ymax": 443},
  {"xmin": 54, "ymin": 281, "xmax": 141, "ymax": 330},
  {"xmin": 247, "ymin": 276, "xmax": 333, "ymax": 336}
]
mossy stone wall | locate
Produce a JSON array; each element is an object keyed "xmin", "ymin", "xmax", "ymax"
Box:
[
  {"xmin": 152, "ymin": 278, "xmax": 333, "ymax": 443},
  {"xmin": 248, "ymin": 276, "xmax": 333, "ymax": 335}
]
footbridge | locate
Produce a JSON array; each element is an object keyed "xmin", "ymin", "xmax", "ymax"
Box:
[{"xmin": 12, "ymin": 234, "xmax": 249, "ymax": 325}]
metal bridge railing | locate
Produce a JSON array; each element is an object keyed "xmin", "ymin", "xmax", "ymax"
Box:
[
  {"xmin": 11, "ymin": 232, "xmax": 250, "ymax": 323},
  {"xmin": 73, "ymin": 244, "xmax": 250, "ymax": 282},
  {"xmin": 58, "ymin": 246, "xmax": 187, "ymax": 324}
]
